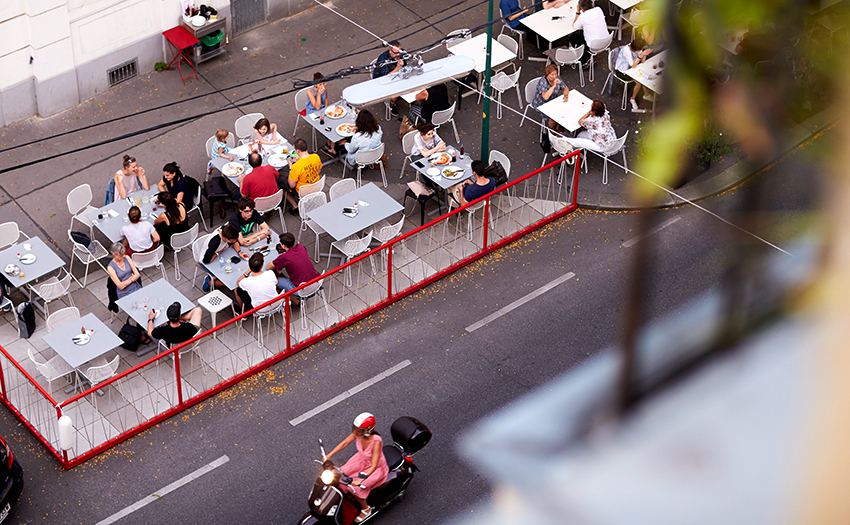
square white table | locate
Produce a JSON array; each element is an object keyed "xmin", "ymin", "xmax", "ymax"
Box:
[
  {"xmin": 42, "ymin": 312, "xmax": 123, "ymax": 376},
  {"xmin": 448, "ymin": 33, "xmax": 517, "ymax": 76},
  {"xmin": 203, "ymin": 230, "xmax": 281, "ymax": 290},
  {"xmin": 0, "ymin": 237, "xmax": 65, "ymax": 291},
  {"xmin": 537, "ymin": 89, "xmax": 593, "ymax": 133},
  {"xmin": 85, "ymin": 188, "xmax": 160, "ymax": 244},
  {"xmin": 521, "ymin": 0, "xmax": 579, "ymax": 59},
  {"xmin": 115, "ymin": 279, "xmax": 195, "ymax": 355},
  {"xmin": 307, "ymin": 183, "xmax": 403, "ymax": 242}
]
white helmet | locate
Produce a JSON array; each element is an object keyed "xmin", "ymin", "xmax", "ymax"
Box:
[{"xmin": 353, "ymin": 412, "xmax": 376, "ymax": 436}]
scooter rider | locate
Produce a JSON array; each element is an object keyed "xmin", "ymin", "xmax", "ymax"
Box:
[{"xmin": 324, "ymin": 413, "xmax": 390, "ymax": 523}]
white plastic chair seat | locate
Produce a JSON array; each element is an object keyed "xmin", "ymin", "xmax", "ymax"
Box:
[
  {"xmin": 329, "ymin": 231, "xmax": 376, "ymax": 287},
  {"xmin": 601, "ymin": 47, "xmax": 634, "ymax": 111},
  {"xmin": 294, "ymin": 279, "xmax": 331, "ymax": 331},
  {"xmin": 431, "ymin": 102, "xmax": 460, "ymax": 144},
  {"xmin": 372, "ymin": 217, "xmax": 405, "ymax": 273},
  {"xmin": 519, "ymin": 77, "xmax": 543, "ymax": 136},
  {"xmin": 552, "ymin": 46, "xmax": 585, "ymax": 87},
  {"xmin": 399, "ymin": 130, "xmax": 420, "ymax": 180},
  {"xmin": 170, "ymin": 223, "xmax": 200, "ymax": 281},
  {"xmin": 68, "ymin": 183, "xmax": 98, "ymax": 236},
  {"xmin": 297, "ymin": 192, "xmax": 329, "ymax": 263},
  {"xmin": 191, "ymin": 232, "xmax": 218, "ymax": 290},
  {"xmin": 329, "ymin": 179, "xmax": 357, "ymax": 201},
  {"xmin": 254, "ymin": 189, "xmax": 287, "ymax": 232},
  {"xmin": 587, "ymin": 33, "xmax": 614, "ymax": 83},
  {"xmin": 80, "ymin": 355, "xmax": 120, "ymax": 387},
  {"xmin": 132, "ymin": 244, "xmax": 168, "ymax": 281},
  {"xmin": 496, "ymin": 34, "xmax": 520, "ymax": 74},
  {"xmin": 0, "ymin": 222, "xmax": 29, "ymax": 251},
  {"xmin": 28, "ymin": 348, "xmax": 74, "ymax": 394},
  {"xmin": 488, "ymin": 68, "xmax": 522, "ymax": 120},
  {"xmin": 28, "ymin": 268, "xmax": 73, "ymax": 318},
  {"xmin": 350, "ymin": 144, "xmax": 387, "ymax": 188},
  {"xmin": 46, "ymin": 306, "xmax": 80, "ymax": 333}
]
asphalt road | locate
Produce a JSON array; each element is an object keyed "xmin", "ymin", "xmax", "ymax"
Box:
[{"xmin": 0, "ymin": 124, "xmax": 828, "ymax": 525}]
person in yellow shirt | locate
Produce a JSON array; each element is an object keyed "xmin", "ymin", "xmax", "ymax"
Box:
[{"xmin": 285, "ymin": 138, "xmax": 322, "ymax": 214}]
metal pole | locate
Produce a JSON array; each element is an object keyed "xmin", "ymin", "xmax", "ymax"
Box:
[{"xmin": 481, "ymin": 0, "xmax": 494, "ymax": 162}]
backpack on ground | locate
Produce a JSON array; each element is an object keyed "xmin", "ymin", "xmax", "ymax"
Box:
[{"xmin": 16, "ymin": 302, "xmax": 35, "ymax": 339}]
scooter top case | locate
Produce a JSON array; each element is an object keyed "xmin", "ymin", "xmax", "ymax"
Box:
[{"xmin": 390, "ymin": 417, "xmax": 431, "ymax": 454}]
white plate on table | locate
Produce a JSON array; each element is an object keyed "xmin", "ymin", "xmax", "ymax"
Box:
[
  {"xmin": 4, "ymin": 264, "xmax": 19, "ymax": 275},
  {"xmin": 191, "ymin": 15, "xmax": 206, "ymax": 27},
  {"xmin": 336, "ymin": 123, "xmax": 357, "ymax": 137},
  {"xmin": 325, "ymin": 105, "xmax": 347, "ymax": 119},
  {"xmin": 268, "ymin": 154, "xmax": 288, "ymax": 168},
  {"xmin": 442, "ymin": 167, "xmax": 464, "ymax": 180},
  {"xmin": 72, "ymin": 333, "xmax": 91, "ymax": 345},
  {"xmin": 426, "ymin": 167, "xmax": 440, "ymax": 177},
  {"xmin": 19, "ymin": 254, "xmax": 36, "ymax": 265},
  {"xmin": 429, "ymin": 152, "xmax": 452, "ymax": 165},
  {"xmin": 221, "ymin": 162, "xmax": 246, "ymax": 177}
]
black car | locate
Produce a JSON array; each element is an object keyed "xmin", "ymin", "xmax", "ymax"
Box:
[{"xmin": 0, "ymin": 437, "xmax": 23, "ymax": 523}]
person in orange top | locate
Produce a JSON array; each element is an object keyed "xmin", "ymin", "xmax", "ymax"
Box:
[{"xmin": 284, "ymin": 138, "xmax": 322, "ymax": 213}]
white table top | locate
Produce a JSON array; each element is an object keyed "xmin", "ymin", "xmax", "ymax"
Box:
[
  {"xmin": 342, "ymin": 55, "xmax": 476, "ymax": 107},
  {"xmin": 625, "ymin": 50, "xmax": 667, "ymax": 94},
  {"xmin": 610, "ymin": 0, "xmax": 642, "ymax": 10},
  {"xmin": 537, "ymin": 89, "xmax": 593, "ymax": 133},
  {"xmin": 409, "ymin": 152, "xmax": 474, "ymax": 190},
  {"xmin": 447, "ymin": 33, "xmax": 517, "ymax": 74},
  {"xmin": 42, "ymin": 313, "xmax": 123, "ymax": 370},
  {"xmin": 86, "ymin": 188, "xmax": 160, "ymax": 244},
  {"xmin": 211, "ymin": 142, "xmax": 294, "ymax": 184},
  {"xmin": 115, "ymin": 279, "xmax": 194, "ymax": 328},
  {"xmin": 0, "ymin": 237, "xmax": 65, "ymax": 289},
  {"xmin": 204, "ymin": 230, "xmax": 281, "ymax": 290},
  {"xmin": 521, "ymin": 1, "xmax": 579, "ymax": 43},
  {"xmin": 307, "ymin": 183, "xmax": 403, "ymax": 242},
  {"xmin": 303, "ymin": 100, "xmax": 358, "ymax": 143}
]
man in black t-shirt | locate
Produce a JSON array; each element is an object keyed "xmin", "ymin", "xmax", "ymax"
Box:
[
  {"xmin": 228, "ymin": 197, "xmax": 271, "ymax": 247},
  {"xmin": 149, "ymin": 301, "xmax": 203, "ymax": 347}
]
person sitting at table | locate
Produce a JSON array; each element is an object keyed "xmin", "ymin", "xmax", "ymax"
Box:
[
  {"xmin": 201, "ymin": 224, "xmax": 247, "ymax": 294},
  {"xmin": 229, "ymin": 197, "xmax": 272, "ymax": 247},
  {"xmin": 457, "ymin": 160, "xmax": 496, "ymax": 206},
  {"xmin": 240, "ymin": 152, "xmax": 280, "ymax": 201},
  {"xmin": 409, "ymin": 83, "xmax": 451, "ymax": 125},
  {"xmin": 373, "ymin": 41, "xmax": 406, "ymax": 116},
  {"xmin": 237, "ymin": 253, "xmax": 280, "ymax": 312},
  {"xmin": 532, "ymin": 64, "xmax": 569, "ymax": 130},
  {"xmin": 501, "ymin": 0, "xmax": 529, "ymax": 30},
  {"xmin": 305, "ymin": 72, "xmax": 342, "ymax": 158},
  {"xmin": 153, "ymin": 192, "xmax": 189, "ymax": 249},
  {"xmin": 114, "ymin": 154, "xmax": 151, "ymax": 201},
  {"xmin": 284, "ymin": 138, "xmax": 323, "ymax": 213},
  {"xmin": 569, "ymin": 0, "xmax": 609, "ymax": 66},
  {"xmin": 577, "ymin": 99, "xmax": 617, "ymax": 150},
  {"xmin": 157, "ymin": 162, "xmax": 191, "ymax": 204},
  {"xmin": 107, "ymin": 242, "xmax": 142, "ymax": 299},
  {"xmin": 614, "ymin": 39, "xmax": 652, "ymax": 111},
  {"xmin": 121, "ymin": 206, "xmax": 159, "ymax": 257},
  {"xmin": 252, "ymin": 118, "xmax": 282, "ymax": 146},
  {"xmin": 543, "ymin": 0, "xmax": 568, "ymax": 8},
  {"xmin": 344, "ymin": 110, "xmax": 384, "ymax": 168},
  {"xmin": 210, "ymin": 129, "xmax": 234, "ymax": 162},
  {"xmin": 266, "ymin": 232, "xmax": 320, "ymax": 306},
  {"xmin": 148, "ymin": 301, "xmax": 203, "ymax": 347},
  {"xmin": 410, "ymin": 122, "xmax": 447, "ymax": 157}
]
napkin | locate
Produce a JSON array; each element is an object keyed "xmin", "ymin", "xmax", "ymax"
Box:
[{"xmin": 108, "ymin": 209, "xmax": 119, "ymax": 218}]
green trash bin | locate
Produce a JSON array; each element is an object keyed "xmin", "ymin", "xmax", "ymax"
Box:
[{"xmin": 199, "ymin": 30, "xmax": 224, "ymax": 47}]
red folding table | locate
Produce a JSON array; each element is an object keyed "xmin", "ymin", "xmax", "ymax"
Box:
[{"xmin": 162, "ymin": 26, "xmax": 200, "ymax": 85}]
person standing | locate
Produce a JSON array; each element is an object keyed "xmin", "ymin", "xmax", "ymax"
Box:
[
  {"xmin": 284, "ymin": 138, "xmax": 322, "ymax": 213},
  {"xmin": 239, "ymin": 152, "xmax": 280, "ymax": 201},
  {"xmin": 266, "ymin": 232, "xmax": 320, "ymax": 306},
  {"xmin": 237, "ymin": 253, "xmax": 280, "ymax": 311}
]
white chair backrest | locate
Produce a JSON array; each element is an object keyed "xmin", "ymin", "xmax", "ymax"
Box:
[
  {"xmin": 206, "ymin": 133, "xmax": 235, "ymax": 158},
  {"xmin": 431, "ymin": 102, "xmax": 456, "ymax": 127},
  {"xmin": 295, "ymin": 88, "xmax": 310, "ymax": 113},
  {"xmin": 0, "ymin": 222, "xmax": 21, "ymax": 250},
  {"xmin": 298, "ymin": 176, "xmax": 325, "ymax": 198},
  {"xmin": 401, "ymin": 130, "xmax": 419, "ymax": 157},
  {"xmin": 446, "ymin": 29, "xmax": 471, "ymax": 48},
  {"xmin": 602, "ymin": 131, "xmax": 629, "ymax": 156},
  {"xmin": 171, "ymin": 223, "xmax": 200, "ymax": 252},
  {"xmin": 342, "ymin": 231, "xmax": 374, "ymax": 257},
  {"xmin": 554, "ymin": 46, "xmax": 583, "ymax": 65},
  {"xmin": 488, "ymin": 150, "xmax": 511, "ymax": 179},
  {"xmin": 85, "ymin": 355, "xmax": 120, "ymax": 385},
  {"xmin": 205, "ymin": 136, "xmax": 215, "ymax": 159},
  {"xmin": 329, "ymin": 179, "xmax": 357, "ymax": 201},
  {"xmin": 589, "ymin": 32, "xmax": 614, "ymax": 53},
  {"xmin": 355, "ymin": 143, "xmax": 385, "ymax": 167},
  {"xmin": 28, "ymin": 348, "xmax": 51, "ymax": 378},
  {"xmin": 235, "ymin": 113, "xmax": 264, "ymax": 141},
  {"xmin": 132, "ymin": 244, "xmax": 165, "ymax": 270},
  {"xmin": 47, "ymin": 306, "xmax": 80, "ymax": 333},
  {"xmin": 299, "ymin": 192, "xmax": 327, "ymax": 220},
  {"xmin": 376, "ymin": 216, "xmax": 404, "ymax": 243},
  {"xmin": 37, "ymin": 270, "xmax": 72, "ymax": 301},
  {"xmin": 524, "ymin": 77, "xmax": 542, "ymax": 106},
  {"xmin": 67, "ymin": 184, "xmax": 93, "ymax": 215},
  {"xmin": 254, "ymin": 189, "xmax": 284, "ymax": 212},
  {"xmin": 496, "ymin": 34, "xmax": 518, "ymax": 56},
  {"xmin": 549, "ymin": 131, "xmax": 574, "ymax": 156},
  {"xmin": 296, "ymin": 278, "xmax": 324, "ymax": 298},
  {"xmin": 193, "ymin": 232, "xmax": 218, "ymax": 264}
]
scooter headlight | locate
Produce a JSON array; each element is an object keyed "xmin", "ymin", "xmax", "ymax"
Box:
[{"xmin": 321, "ymin": 469, "xmax": 335, "ymax": 485}]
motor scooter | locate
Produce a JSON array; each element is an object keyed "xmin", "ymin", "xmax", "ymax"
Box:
[{"xmin": 298, "ymin": 416, "xmax": 431, "ymax": 525}]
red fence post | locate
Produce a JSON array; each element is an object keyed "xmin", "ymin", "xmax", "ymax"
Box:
[
  {"xmin": 0, "ymin": 349, "xmax": 7, "ymax": 401},
  {"xmin": 285, "ymin": 296, "xmax": 291, "ymax": 352},
  {"xmin": 387, "ymin": 245, "xmax": 393, "ymax": 301},
  {"xmin": 174, "ymin": 350, "xmax": 183, "ymax": 406},
  {"xmin": 482, "ymin": 196, "xmax": 490, "ymax": 250}
]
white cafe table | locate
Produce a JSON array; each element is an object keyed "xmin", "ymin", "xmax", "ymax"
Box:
[
  {"xmin": 307, "ymin": 183, "xmax": 403, "ymax": 242},
  {"xmin": 85, "ymin": 188, "xmax": 160, "ymax": 244},
  {"xmin": 41, "ymin": 313, "xmax": 123, "ymax": 392},
  {"xmin": 447, "ymin": 33, "xmax": 517, "ymax": 78},
  {"xmin": 521, "ymin": 0, "xmax": 580, "ymax": 60},
  {"xmin": 0, "ymin": 237, "xmax": 65, "ymax": 310},
  {"xmin": 625, "ymin": 50, "xmax": 667, "ymax": 114},
  {"xmin": 115, "ymin": 279, "xmax": 194, "ymax": 356},
  {"xmin": 537, "ymin": 88, "xmax": 593, "ymax": 133}
]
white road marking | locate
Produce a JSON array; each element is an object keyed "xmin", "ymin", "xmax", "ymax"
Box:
[
  {"xmin": 621, "ymin": 216, "xmax": 682, "ymax": 247},
  {"xmin": 289, "ymin": 360, "xmax": 412, "ymax": 426},
  {"xmin": 94, "ymin": 455, "xmax": 230, "ymax": 525},
  {"xmin": 465, "ymin": 272, "xmax": 576, "ymax": 333}
]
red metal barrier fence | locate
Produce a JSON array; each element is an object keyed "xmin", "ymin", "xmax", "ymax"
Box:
[{"xmin": 0, "ymin": 151, "xmax": 581, "ymax": 468}]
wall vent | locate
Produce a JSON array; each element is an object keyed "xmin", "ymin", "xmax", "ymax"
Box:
[{"xmin": 107, "ymin": 59, "xmax": 138, "ymax": 87}]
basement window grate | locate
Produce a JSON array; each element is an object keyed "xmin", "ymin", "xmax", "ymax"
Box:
[{"xmin": 107, "ymin": 59, "xmax": 138, "ymax": 87}]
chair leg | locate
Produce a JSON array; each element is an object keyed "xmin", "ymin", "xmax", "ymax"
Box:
[
  {"xmin": 496, "ymin": 92, "xmax": 503, "ymax": 120},
  {"xmin": 578, "ymin": 61, "xmax": 585, "ymax": 88},
  {"xmin": 293, "ymin": 115, "xmax": 299, "ymax": 137},
  {"xmin": 174, "ymin": 251, "xmax": 182, "ymax": 281},
  {"xmin": 603, "ymin": 156, "xmax": 608, "ymax": 185},
  {"xmin": 450, "ymin": 119, "xmax": 460, "ymax": 144},
  {"xmin": 399, "ymin": 158, "xmax": 408, "ymax": 179},
  {"xmin": 520, "ymin": 107, "xmax": 528, "ymax": 128},
  {"xmin": 356, "ymin": 166, "xmax": 363, "ymax": 188},
  {"xmin": 277, "ymin": 208, "xmax": 287, "ymax": 233},
  {"xmin": 311, "ymin": 128, "xmax": 317, "ymax": 152},
  {"xmin": 379, "ymin": 162, "xmax": 387, "ymax": 188}
]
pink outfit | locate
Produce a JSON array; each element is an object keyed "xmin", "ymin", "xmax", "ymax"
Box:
[{"xmin": 341, "ymin": 435, "xmax": 389, "ymax": 499}]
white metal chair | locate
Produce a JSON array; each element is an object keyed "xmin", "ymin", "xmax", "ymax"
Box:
[
  {"xmin": 28, "ymin": 348, "xmax": 74, "ymax": 396},
  {"xmin": 489, "ymin": 68, "xmax": 522, "ymax": 120},
  {"xmin": 79, "ymin": 354, "xmax": 120, "ymax": 400},
  {"xmin": 446, "ymin": 195, "xmax": 488, "ymax": 242},
  {"xmin": 547, "ymin": 130, "xmax": 578, "ymax": 190},
  {"xmin": 328, "ymin": 231, "xmax": 376, "ymax": 288},
  {"xmin": 295, "ymin": 279, "xmax": 330, "ymax": 332},
  {"xmin": 133, "ymin": 244, "xmax": 168, "ymax": 282},
  {"xmin": 298, "ymin": 175, "xmax": 326, "ymax": 199},
  {"xmin": 235, "ymin": 113, "xmax": 264, "ymax": 145},
  {"xmin": 0, "ymin": 222, "xmax": 29, "ymax": 251},
  {"xmin": 161, "ymin": 325, "xmax": 208, "ymax": 376},
  {"xmin": 297, "ymin": 192, "xmax": 328, "ymax": 263},
  {"xmin": 185, "ymin": 181, "xmax": 208, "ymax": 232},
  {"xmin": 67, "ymin": 184, "xmax": 98, "ymax": 236},
  {"xmin": 431, "ymin": 102, "xmax": 460, "ymax": 144},
  {"xmin": 499, "ymin": 8, "xmax": 526, "ymax": 60},
  {"xmin": 587, "ymin": 32, "xmax": 614, "ymax": 83},
  {"xmin": 191, "ymin": 232, "xmax": 218, "ymax": 289},
  {"xmin": 329, "ymin": 179, "xmax": 357, "ymax": 201},
  {"xmin": 254, "ymin": 189, "xmax": 287, "ymax": 233},
  {"xmin": 519, "ymin": 77, "xmax": 543, "ymax": 132},
  {"xmin": 251, "ymin": 299, "xmax": 285, "ymax": 350},
  {"xmin": 170, "ymin": 223, "xmax": 199, "ymax": 281},
  {"xmin": 372, "ymin": 216, "xmax": 405, "ymax": 273},
  {"xmin": 67, "ymin": 229, "xmax": 109, "ymax": 288},
  {"xmin": 399, "ymin": 130, "xmax": 420, "ymax": 179},
  {"xmin": 597, "ymin": 131, "xmax": 629, "ymax": 185},
  {"xmin": 601, "ymin": 47, "xmax": 634, "ymax": 111},
  {"xmin": 619, "ymin": 8, "xmax": 646, "ymax": 41},
  {"xmin": 496, "ymin": 34, "xmax": 520, "ymax": 73},
  {"xmin": 46, "ymin": 306, "xmax": 80, "ymax": 333},
  {"xmin": 445, "ymin": 28, "xmax": 472, "ymax": 49},
  {"xmin": 294, "ymin": 88, "xmax": 318, "ymax": 151},
  {"xmin": 348, "ymin": 144, "xmax": 387, "ymax": 188},
  {"xmin": 551, "ymin": 46, "xmax": 585, "ymax": 87},
  {"xmin": 28, "ymin": 268, "xmax": 73, "ymax": 319}
]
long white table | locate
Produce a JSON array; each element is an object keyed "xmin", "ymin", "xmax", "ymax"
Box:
[{"xmin": 536, "ymin": 88, "xmax": 593, "ymax": 133}]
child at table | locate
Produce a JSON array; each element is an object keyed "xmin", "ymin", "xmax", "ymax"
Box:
[{"xmin": 211, "ymin": 129, "xmax": 234, "ymax": 161}]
